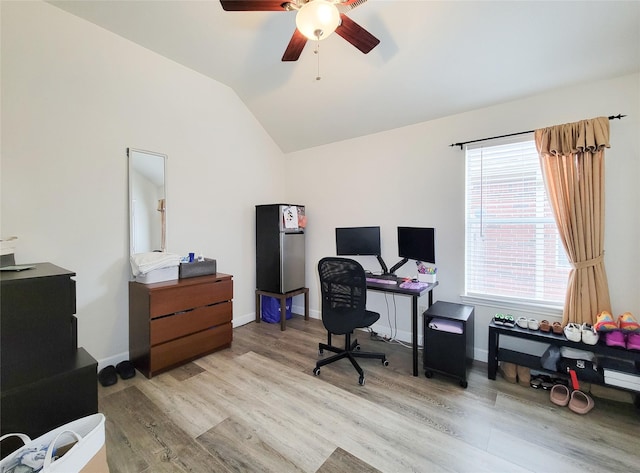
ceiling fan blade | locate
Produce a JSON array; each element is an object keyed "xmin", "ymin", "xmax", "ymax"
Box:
[
  {"xmin": 335, "ymin": 14, "xmax": 379, "ymax": 54},
  {"xmin": 220, "ymin": 1, "xmax": 287, "ymax": 11},
  {"xmin": 282, "ymin": 29, "xmax": 307, "ymax": 61}
]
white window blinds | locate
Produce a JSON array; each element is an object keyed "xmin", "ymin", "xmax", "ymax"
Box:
[{"xmin": 465, "ymin": 136, "xmax": 569, "ymax": 306}]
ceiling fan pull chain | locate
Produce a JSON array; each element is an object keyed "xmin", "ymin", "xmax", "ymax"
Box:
[{"xmin": 315, "ymin": 31, "xmax": 321, "ymax": 80}]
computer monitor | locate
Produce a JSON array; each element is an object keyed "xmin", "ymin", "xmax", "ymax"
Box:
[
  {"xmin": 335, "ymin": 226, "xmax": 389, "ymax": 274},
  {"xmin": 398, "ymin": 226, "xmax": 435, "ymax": 263},
  {"xmin": 335, "ymin": 226, "xmax": 381, "ymax": 256},
  {"xmin": 389, "ymin": 227, "xmax": 436, "ymax": 274}
]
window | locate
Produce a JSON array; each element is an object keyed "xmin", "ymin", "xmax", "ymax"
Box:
[{"xmin": 465, "ymin": 136, "xmax": 569, "ymax": 306}]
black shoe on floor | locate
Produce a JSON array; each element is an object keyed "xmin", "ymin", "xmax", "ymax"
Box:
[
  {"xmin": 98, "ymin": 365, "xmax": 118, "ymax": 387},
  {"xmin": 116, "ymin": 360, "xmax": 136, "ymax": 379}
]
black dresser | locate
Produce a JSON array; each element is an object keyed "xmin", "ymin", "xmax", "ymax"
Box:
[{"xmin": 0, "ymin": 263, "xmax": 98, "ymax": 457}]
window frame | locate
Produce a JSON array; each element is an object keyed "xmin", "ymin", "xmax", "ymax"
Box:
[{"xmin": 460, "ymin": 134, "xmax": 567, "ymax": 316}]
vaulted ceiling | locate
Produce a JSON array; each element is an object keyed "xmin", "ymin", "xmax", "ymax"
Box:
[{"xmin": 49, "ymin": 0, "xmax": 640, "ymax": 153}]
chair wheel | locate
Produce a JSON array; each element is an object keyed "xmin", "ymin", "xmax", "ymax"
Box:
[
  {"xmin": 460, "ymin": 380, "xmax": 468, "ymax": 388},
  {"xmin": 425, "ymin": 370, "xmax": 433, "ymax": 378},
  {"xmin": 354, "ymin": 344, "xmax": 361, "ymax": 351},
  {"xmin": 358, "ymin": 375, "xmax": 365, "ymax": 386},
  {"xmin": 382, "ymin": 359, "xmax": 389, "ymax": 367},
  {"xmin": 313, "ymin": 367, "xmax": 320, "ymax": 376}
]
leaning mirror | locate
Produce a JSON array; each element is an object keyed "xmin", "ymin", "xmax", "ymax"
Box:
[{"xmin": 128, "ymin": 148, "xmax": 167, "ymax": 255}]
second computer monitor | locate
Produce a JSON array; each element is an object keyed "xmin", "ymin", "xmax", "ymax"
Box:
[{"xmin": 397, "ymin": 226, "xmax": 435, "ymax": 264}]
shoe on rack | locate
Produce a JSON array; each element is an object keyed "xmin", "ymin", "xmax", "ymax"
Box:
[
  {"xmin": 528, "ymin": 318, "xmax": 540, "ymax": 330},
  {"xmin": 493, "ymin": 313, "xmax": 505, "ymax": 325},
  {"xmin": 516, "ymin": 316, "xmax": 528, "ymax": 329},
  {"xmin": 564, "ymin": 323, "xmax": 582, "ymax": 342},
  {"xmin": 605, "ymin": 330, "xmax": 626, "ymax": 348},
  {"xmin": 580, "ymin": 323, "xmax": 599, "ymax": 346},
  {"xmin": 594, "ymin": 310, "xmax": 617, "ymax": 332},
  {"xmin": 539, "ymin": 320, "xmax": 551, "ymax": 332},
  {"xmin": 617, "ymin": 312, "xmax": 640, "ymax": 333},
  {"xmin": 552, "ymin": 322, "xmax": 563, "ymax": 335},
  {"xmin": 503, "ymin": 315, "xmax": 516, "ymax": 328},
  {"xmin": 626, "ymin": 333, "xmax": 640, "ymax": 351}
]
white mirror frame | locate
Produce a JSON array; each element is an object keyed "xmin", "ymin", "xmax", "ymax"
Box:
[{"xmin": 128, "ymin": 148, "xmax": 167, "ymax": 256}]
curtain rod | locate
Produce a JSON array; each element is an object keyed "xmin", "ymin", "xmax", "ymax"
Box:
[{"xmin": 449, "ymin": 114, "xmax": 626, "ymax": 150}]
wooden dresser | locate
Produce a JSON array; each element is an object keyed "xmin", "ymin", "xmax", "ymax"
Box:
[{"xmin": 129, "ymin": 273, "xmax": 233, "ymax": 378}]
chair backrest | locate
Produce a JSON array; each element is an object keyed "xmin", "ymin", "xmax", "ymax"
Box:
[{"xmin": 317, "ymin": 257, "xmax": 367, "ymax": 335}]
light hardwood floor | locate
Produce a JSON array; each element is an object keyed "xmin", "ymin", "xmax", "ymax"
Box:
[{"xmin": 99, "ymin": 316, "xmax": 639, "ymax": 473}]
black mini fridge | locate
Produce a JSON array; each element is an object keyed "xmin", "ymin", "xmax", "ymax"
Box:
[{"xmin": 256, "ymin": 204, "xmax": 306, "ymax": 294}]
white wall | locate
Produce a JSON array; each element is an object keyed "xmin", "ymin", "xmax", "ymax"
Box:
[
  {"xmin": 1, "ymin": 1, "xmax": 285, "ymax": 366},
  {"xmin": 286, "ymin": 73, "xmax": 640, "ymax": 360}
]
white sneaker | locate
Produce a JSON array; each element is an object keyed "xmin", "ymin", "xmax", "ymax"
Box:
[
  {"xmin": 563, "ymin": 323, "xmax": 582, "ymax": 342},
  {"xmin": 581, "ymin": 323, "xmax": 599, "ymax": 345}
]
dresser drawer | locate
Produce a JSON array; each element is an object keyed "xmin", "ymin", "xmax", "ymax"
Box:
[
  {"xmin": 150, "ymin": 301, "xmax": 232, "ymax": 345},
  {"xmin": 149, "ymin": 279, "xmax": 233, "ymax": 318},
  {"xmin": 150, "ymin": 323, "xmax": 232, "ymax": 374}
]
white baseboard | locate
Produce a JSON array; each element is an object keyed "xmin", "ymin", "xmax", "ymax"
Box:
[
  {"xmin": 96, "ymin": 351, "xmax": 129, "ymax": 372},
  {"xmin": 233, "ymin": 312, "xmax": 256, "ymax": 327}
]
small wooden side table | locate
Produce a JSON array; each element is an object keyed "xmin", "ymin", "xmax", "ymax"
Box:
[{"xmin": 255, "ymin": 287, "xmax": 309, "ymax": 331}]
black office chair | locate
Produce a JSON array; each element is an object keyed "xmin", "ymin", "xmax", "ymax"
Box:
[{"xmin": 313, "ymin": 257, "xmax": 388, "ymax": 385}]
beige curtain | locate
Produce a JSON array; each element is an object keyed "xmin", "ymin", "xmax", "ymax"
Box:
[{"xmin": 534, "ymin": 116, "xmax": 612, "ymax": 326}]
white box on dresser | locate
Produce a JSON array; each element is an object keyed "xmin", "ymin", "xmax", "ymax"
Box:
[{"xmin": 134, "ymin": 266, "xmax": 178, "ymax": 284}]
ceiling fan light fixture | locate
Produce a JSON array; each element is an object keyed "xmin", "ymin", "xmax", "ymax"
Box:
[{"xmin": 295, "ymin": 0, "xmax": 341, "ymax": 41}]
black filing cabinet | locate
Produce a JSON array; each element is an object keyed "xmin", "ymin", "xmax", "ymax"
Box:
[{"xmin": 423, "ymin": 301, "xmax": 474, "ymax": 388}]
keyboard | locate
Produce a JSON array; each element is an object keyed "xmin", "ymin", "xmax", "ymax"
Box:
[{"xmin": 366, "ymin": 277, "xmax": 398, "ymax": 285}]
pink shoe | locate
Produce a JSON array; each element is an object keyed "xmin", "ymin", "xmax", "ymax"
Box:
[
  {"xmin": 605, "ymin": 331, "xmax": 626, "ymax": 348},
  {"xmin": 618, "ymin": 312, "xmax": 640, "ymax": 333},
  {"xmin": 594, "ymin": 311, "xmax": 617, "ymax": 332},
  {"xmin": 627, "ymin": 333, "xmax": 640, "ymax": 351}
]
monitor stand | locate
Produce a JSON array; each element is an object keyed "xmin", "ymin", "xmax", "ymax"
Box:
[
  {"xmin": 389, "ymin": 258, "xmax": 409, "ymax": 275},
  {"xmin": 373, "ymin": 256, "xmax": 397, "ymax": 279},
  {"xmin": 376, "ymin": 255, "xmax": 389, "ymax": 275}
]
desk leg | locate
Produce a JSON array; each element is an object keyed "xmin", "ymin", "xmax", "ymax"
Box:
[
  {"xmin": 304, "ymin": 288, "xmax": 309, "ymax": 321},
  {"xmin": 256, "ymin": 292, "xmax": 261, "ymax": 323},
  {"xmin": 488, "ymin": 326, "xmax": 498, "ymax": 380},
  {"xmin": 412, "ymin": 295, "xmax": 418, "ymax": 377},
  {"xmin": 280, "ymin": 296, "xmax": 287, "ymax": 331}
]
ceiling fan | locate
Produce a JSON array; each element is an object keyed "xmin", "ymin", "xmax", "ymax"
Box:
[{"xmin": 219, "ymin": 0, "xmax": 380, "ymax": 61}]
